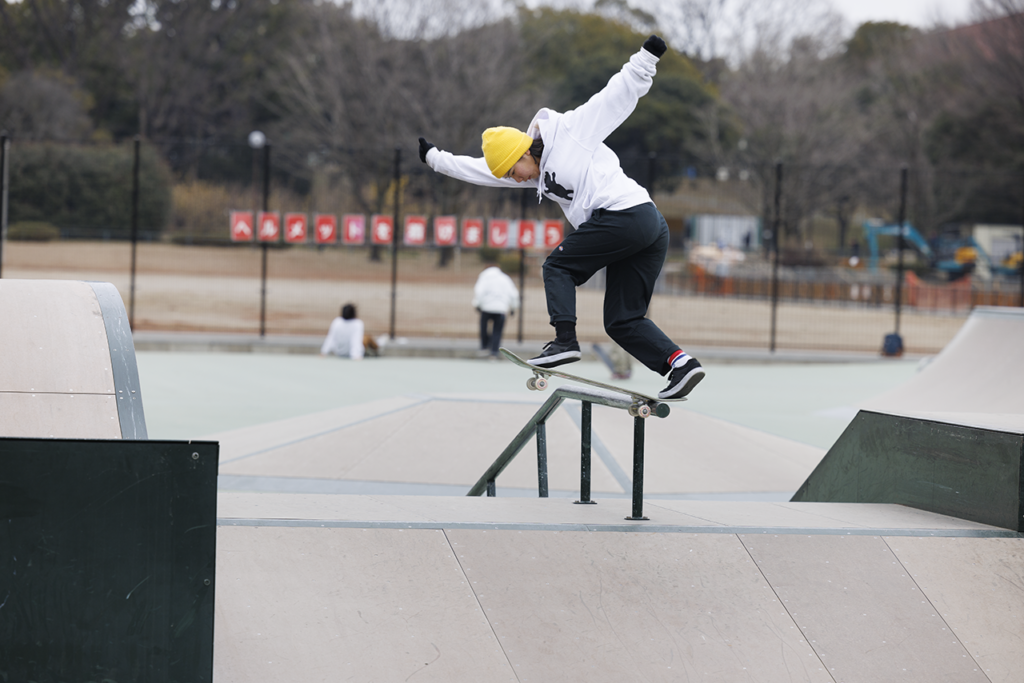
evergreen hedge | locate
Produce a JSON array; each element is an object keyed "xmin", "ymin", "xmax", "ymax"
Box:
[{"xmin": 7, "ymin": 142, "xmax": 173, "ymax": 237}]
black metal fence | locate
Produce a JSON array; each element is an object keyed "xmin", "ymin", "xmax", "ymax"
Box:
[{"xmin": 0, "ymin": 135, "xmax": 1021, "ymax": 355}]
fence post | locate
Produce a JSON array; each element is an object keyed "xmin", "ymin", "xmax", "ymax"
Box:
[
  {"xmin": 129, "ymin": 136, "xmax": 140, "ymax": 328},
  {"xmin": 259, "ymin": 142, "xmax": 271, "ymax": 337},
  {"xmin": 769, "ymin": 162, "xmax": 782, "ymax": 352},
  {"xmin": 894, "ymin": 165, "xmax": 908, "ymax": 335},
  {"xmin": 0, "ymin": 133, "xmax": 8, "ymax": 279},
  {"xmin": 518, "ymin": 189, "xmax": 527, "ymax": 343},
  {"xmin": 389, "ymin": 147, "xmax": 401, "ymax": 340}
]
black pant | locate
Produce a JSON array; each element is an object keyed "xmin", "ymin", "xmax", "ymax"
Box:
[
  {"xmin": 479, "ymin": 311, "xmax": 506, "ymax": 355},
  {"xmin": 542, "ymin": 202, "xmax": 679, "ymax": 375}
]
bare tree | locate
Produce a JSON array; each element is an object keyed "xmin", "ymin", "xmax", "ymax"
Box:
[
  {"xmin": 120, "ymin": 0, "xmax": 296, "ymax": 172},
  {"xmin": 947, "ymin": 0, "xmax": 1024, "ymax": 126},
  {"xmin": 720, "ymin": 27, "xmax": 864, "ymax": 250},
  {"xmin": 348, "ymin": 0, "xmax": 515, "ymax": 39},
  {"xmin": 269, "ymin": 0, "xmax": 543, "ymax": 220}
]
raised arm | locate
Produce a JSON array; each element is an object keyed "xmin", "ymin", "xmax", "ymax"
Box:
[{"xmin": 559, "ymin": 35, "xmax": 666, "ymax": 151}]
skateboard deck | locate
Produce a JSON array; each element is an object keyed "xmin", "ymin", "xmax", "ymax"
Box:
[{"xmin": 499, "ymin": 348, "xmax": 682, "ymax": 418}]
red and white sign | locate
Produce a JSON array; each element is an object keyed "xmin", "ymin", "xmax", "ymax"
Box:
[
  {"xmin": 342, "ymin": 214, "xmax": 365, "ymax": 245},
  {"xmin": 488, "ymin": 219, "xmax": 510, "ymax": 248},
  {"xmin": 462, "ymin": 218, "xmax": 484, "ymax": 248},
  {"xmin": 230, "ymin": 211, "xmax": 254, "ymax": 241},
  {"xmin": 404, "ymin": 215, "xmax": 427, "ymax": 246},
  {"xmin": 434, "ymin": 216, "xmax": 457, "ymax": 246},
  {"xmin": 543, "ymin": 219, "xmax": 564, "ymax": 248},
  {"xmin": 517, "ymin": 219, "xmax": 537, "ymax": 249},
  {"xmin": 371, "ymin": 215, "xmax": 394, "ymax": 245},
  {"xmin": 284, "ymin": 213, "xmax": 308, "ymax": 243},
  {"xmin": 314, "ymin": 214, "xmax": 337, "ymax": 244},
  {"xmin": 257, "ymin": 212, "xmax": 281, "ymax": 242}
]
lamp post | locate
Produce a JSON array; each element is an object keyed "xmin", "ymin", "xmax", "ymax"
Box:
[
  {"xmin": 249, "ymin": 131, "xmax": 270, "ymax": 337},
  {"xmin": 769, "ymin": 162, "xmax": 782, "ymax": 353},
  {"xmin": 129, "ymin": 136, "xmax": 140, "ymax": 328}
]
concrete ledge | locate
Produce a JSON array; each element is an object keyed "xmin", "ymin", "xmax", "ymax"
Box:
[{"xmin": 132, "ymin": 330, "xmax": 910, "ymax": 363}]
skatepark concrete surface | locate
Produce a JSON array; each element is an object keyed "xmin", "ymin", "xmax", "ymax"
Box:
[
  {"xmin": 213, "ymin": 495, "xmax": 1022, "ymax": 683},
  {"xmin": 135, "ymin": 343, "xmax": 923, "ymax": 498},
  {"xmin": 6, "ymin": 278, "xmax": 1023, "ymax": 683},
  {"xmin": 129, "ymin": 308, "xmax": 1024, "ymax": 683}
]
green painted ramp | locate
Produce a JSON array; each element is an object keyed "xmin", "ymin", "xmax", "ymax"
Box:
[{"xmin": 791, "ymin": 410, "xmax": 1024, "ymax": 532}]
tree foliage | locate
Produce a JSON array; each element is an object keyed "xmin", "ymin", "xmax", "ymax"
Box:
[
  {"xmin": 0, "ymin": 0, "xmax": 1021, "ymax": 245},
  {"xmin": 519, "ymin": 8, "xmax": 733, "ymax": 184},
  {"xmin": 8, "ymin": 142, "xmax": 173, "ymax": 232}
]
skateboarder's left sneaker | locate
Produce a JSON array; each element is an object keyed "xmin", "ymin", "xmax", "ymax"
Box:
[
  {"xmin": 528, "ymin": 339, "xmax": 581, "ymax": 368},
  {"xmin": 658, "ymin": 357, "xmax": 705, "ymax": 399}
]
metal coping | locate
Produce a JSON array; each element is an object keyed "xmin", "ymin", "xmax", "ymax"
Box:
[
  {"xmin": 88, "ymin": 282, "xmax": 148, "ymax": 439},
  {"xmin": 216, "ymin": 517, "xmax": 1022, "ymax": 538},
  {"xmin": 973, "ymin": 305, "xmax": 1024, "ymax": 320}
]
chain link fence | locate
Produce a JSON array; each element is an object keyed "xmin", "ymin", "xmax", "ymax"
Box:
[{"xmin": 0, "ymin": 137, "xmax": 1021, "ymax": 355}]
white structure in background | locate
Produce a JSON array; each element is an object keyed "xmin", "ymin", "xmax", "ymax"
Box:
[
  {"xmin": 973, "ymin": 224, "xmax": 1023, "ymax": 270},
  {"xmin": 690, "ymin": 214, "xmax": 760, "ymax": 250}
]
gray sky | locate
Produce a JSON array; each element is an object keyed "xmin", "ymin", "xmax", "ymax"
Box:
[{"xmin": 828, "ymin": 0, "xmax": 976, "ymax": 28}]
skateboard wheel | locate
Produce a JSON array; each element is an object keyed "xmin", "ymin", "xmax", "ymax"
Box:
[
  {"xmin": 534, "ymin": 377, "xmax": 548, "ymax": 391},
  {"xmin": 527, "ymin": 378, "xmax": 537, "ymax": 391},
  {"xmin": 637, "ymin": 404, "xmax": 652, "ymax": 419}
]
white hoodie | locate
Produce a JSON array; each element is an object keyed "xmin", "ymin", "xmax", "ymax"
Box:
[
  {"xmin": 473, "ymin": 266, "xmax": 520, "ymax": 315},
  {"xmin": 320, "ymin": 317, "xmax": 365, "ymax": 359},
  {"xmin": 426, "ymin": 47, "xmax": 658, "ymax": 230}
]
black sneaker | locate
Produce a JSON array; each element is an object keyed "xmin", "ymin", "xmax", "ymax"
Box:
[
  {"xmin": 528, "ymin": 339, "xmax": 581, "ymax": 368},
  {"xmin": 658, "ymin": 357, "xmax": 705, "ymax": 399}
]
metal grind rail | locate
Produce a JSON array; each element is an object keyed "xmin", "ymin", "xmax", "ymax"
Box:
[{"xmin": 467, "ymin": 385, "xmax": 671, "ymax": 520}]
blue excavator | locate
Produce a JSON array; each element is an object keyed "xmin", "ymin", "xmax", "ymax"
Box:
[{"xmin": 862, "ymin": 220, "xmax": 1018, "ymax": 278}]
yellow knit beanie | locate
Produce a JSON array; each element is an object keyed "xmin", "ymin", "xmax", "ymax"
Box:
[{"xmin": 481, "ymin": 127, "xmax": 534, "ymax": 178}]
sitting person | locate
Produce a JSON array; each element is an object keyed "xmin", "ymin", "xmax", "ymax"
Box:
[{"xmin": 320, "ymin": 303, "xmax": 370, "ymax": 359}]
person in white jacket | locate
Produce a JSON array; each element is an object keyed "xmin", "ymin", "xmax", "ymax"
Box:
[
  {"xmin": 417, "ymin": 35, "xmax": 704, "ymax": 400},
  {"xmin": 473, "ymin": 254, "xmax": 520, "ymax": 358},
  {"xmin": 320, "ymin": 303, "xmax": 365, "ymax": 359}
]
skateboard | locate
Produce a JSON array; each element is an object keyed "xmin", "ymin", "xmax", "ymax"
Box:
[{"xmin": 499, "ymin": 348, "xmax": 683, "ymax": 418}]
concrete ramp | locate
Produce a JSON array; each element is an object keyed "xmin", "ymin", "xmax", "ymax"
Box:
[
  {"xmin": 792, "ymin": 410, "xmax": 1023, "ymax": 530},
  {"xmin": 864, "ymin": 306, "xmax": 1024, "ymax": 432},
  {"xmin": 213, "ymin": 393, "xmax": 824, "ymax": 499},
  {"xmin": 214, "ymin": 494, "xmax": 1021, "ymax": 683},
  {"xmin": 794, "ymin": 307, "xmax": 1024, "ymax": 530},
  {"xmin": 0, "ymin": 279, "xmax": 146, "ymax": 438}
]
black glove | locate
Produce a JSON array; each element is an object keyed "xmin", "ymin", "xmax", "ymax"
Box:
[
  {"xmin": 642, "ymin": 35, "xmax": 667, "ymax": 58},
  {"xmin": 418, "ymin": 137, "xmax": 434, "ymax": 163}
]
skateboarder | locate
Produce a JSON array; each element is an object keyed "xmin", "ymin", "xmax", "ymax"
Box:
[{"xmin": 417, "ymin": 34, "xmax": 704, "ymax": 399}]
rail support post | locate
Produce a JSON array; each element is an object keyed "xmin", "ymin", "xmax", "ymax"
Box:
[
  {"xmin": 575, "ymin": 401, "xmax": 596, "ymax": 505},
  {"xmin": 536, "ymin": 420, "xmax": 549, "ymax": 498},
  {"xmin": 626, "ymin": 415, "xmax": 649, "ymax": 520}
]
